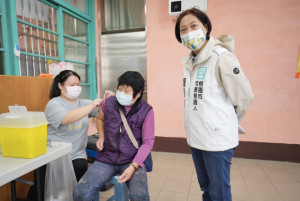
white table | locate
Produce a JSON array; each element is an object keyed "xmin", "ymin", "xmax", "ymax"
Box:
[{"xmin": 0, "ymin": 142, "xmax": 72, "ymax": 200}]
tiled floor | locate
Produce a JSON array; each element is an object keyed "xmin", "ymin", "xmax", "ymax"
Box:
[{"xmin": 99, "ymin": 151, "xmax": 300, "ymax": 201}]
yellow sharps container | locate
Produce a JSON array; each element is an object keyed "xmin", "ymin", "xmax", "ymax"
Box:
[{"xmin": 0, "ymin": 105, "xmax": 48, "ymax": 158}]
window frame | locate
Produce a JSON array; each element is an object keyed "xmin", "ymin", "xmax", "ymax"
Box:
[{"xmin": 0, "ymin": 0, "xmax": 10, "ymax": 74}]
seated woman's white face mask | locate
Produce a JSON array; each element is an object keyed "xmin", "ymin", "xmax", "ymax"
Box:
[
  {"xmin": 116, "ymin": 91, "xmax": 133, "ymax": 106},
  {"xmin": 116, "ymin": 85, "xmax": 134, "ymax": 106}
]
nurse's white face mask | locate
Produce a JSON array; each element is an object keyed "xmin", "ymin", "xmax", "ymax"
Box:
[{"xmin": 62, "ymin": 86, "xmax": 82, "ymax": 100}]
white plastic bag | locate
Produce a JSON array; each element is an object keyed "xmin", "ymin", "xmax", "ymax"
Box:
[{"xmin": 44, "ymin": 154, "xmax": 77, "ymax": 201}]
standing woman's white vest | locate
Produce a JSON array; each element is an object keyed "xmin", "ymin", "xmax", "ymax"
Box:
[{"xmin": 181, "ymin": 35, "xmax": 254, "ymax": 152}]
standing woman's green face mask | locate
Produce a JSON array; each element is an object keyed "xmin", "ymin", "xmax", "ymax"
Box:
[{"xmin": 179, "ymin": 14, "xmax": 208, "ymax": 54}]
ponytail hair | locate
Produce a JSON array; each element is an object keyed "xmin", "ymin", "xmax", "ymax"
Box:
[{"xmin": 49, "ymin": 70, "xmax": 81, "ymax": 99}]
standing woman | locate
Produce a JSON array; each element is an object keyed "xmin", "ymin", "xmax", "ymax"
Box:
[
  {"xmin": 175, "ymin": 8, "xmax": 254, "ymax": 201},
  {"xmin": 28, "ymin": 70, "xmax": 102, "ymax": 200}
]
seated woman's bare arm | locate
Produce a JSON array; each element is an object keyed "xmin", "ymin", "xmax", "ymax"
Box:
[{"xmin": 96, "ymin": 107, "xmax": 105, "ymax": 151}]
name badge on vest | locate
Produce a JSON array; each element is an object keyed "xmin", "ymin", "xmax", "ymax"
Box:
[
  {"xmin": 192, "ymin": 67, "xmax": 207, "ymax": 111},
  {"xmin": 196, "ymin": 67, "xmax": 207, "ymax": 80}
]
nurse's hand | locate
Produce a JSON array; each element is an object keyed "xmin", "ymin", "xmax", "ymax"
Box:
[
  {"xmin": 91, "ymin": 98, "xmax": 102, "ymax": 109},
  {"xmin": 104, "ymin": 90, "xmax": 115, "ymax": 98},
  {"xmin": 96, "ymin": 137, "xmax": 104, "ymax": 151}
]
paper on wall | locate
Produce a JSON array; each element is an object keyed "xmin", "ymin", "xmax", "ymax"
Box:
[{"xmin": 49, "ymin": 62, "xmax": 74, "ymax": 77}]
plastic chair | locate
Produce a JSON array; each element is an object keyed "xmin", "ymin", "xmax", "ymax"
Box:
[
  {"xmin": 93, "ymin": 174, "xmax": 129, "ymax": 201},
  {"xmin": 86, "ymin": 148, "xmax": 97, "ymax": 162}
]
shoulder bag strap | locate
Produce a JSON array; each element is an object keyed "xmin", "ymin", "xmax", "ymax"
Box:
[{"xmin": 119, "ymin": 109, "xmax": 139, "ymax": 149}]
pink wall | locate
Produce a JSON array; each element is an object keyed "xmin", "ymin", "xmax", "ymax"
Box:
[{"xmin": 146, "ymin": 0, "xmax": 300, "ymax": 144}]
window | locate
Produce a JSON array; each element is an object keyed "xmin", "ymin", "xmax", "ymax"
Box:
[
  {"xmin": 16, "ymin": 0, "xmax": 59, "ymax": 76},
  {"xmin": 62, "ymin": 11, "xmax": 90, "ymax": 97},
  {"xmin": 8, "ymin": 0, "xmax": 97, "ymax": 99},
  {"xmin": 0, "ymin": 16, "xmax": 4, "ymax": 74},
  {"xmin": 0, "ymin": 0, "xmax": 9, "ymax": 75}
]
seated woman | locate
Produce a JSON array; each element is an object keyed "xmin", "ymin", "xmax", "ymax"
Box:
[{"xmin": 73, "ymin": 71, "xmax": 155, "ymax": 201}]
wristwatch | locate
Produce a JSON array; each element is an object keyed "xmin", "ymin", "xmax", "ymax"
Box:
[{"xmin": 130, "ymin": 163, "xmax": 138, "ymax": 171}]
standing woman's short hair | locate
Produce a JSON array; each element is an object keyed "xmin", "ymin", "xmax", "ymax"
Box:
[
  {"xmin": 50, "ymin": 70, "xmax": 81, "ymax": 99},
  {"xmin": 175, "ymin": 8, "xmax": 212, "ymax": 43}
]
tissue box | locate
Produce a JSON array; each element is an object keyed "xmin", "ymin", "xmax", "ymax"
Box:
[{"xmin": 0, "ymin": 106, "xmax": 48, "ymax": 158}]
